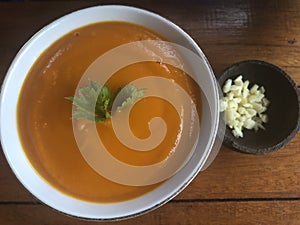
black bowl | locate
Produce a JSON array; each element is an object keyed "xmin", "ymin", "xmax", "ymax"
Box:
[{"xmin": 218, "ymin": 60, "xmax": 300, "ymax": 154}]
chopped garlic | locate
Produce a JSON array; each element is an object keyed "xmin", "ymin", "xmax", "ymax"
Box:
[
  {"xmin": 220, "ymin": 75, "xmax": 270, "ymax": 138},
  {"xmin": 250, "ymin": 84, "xmax": 259, "ymax": 94},
  {"xmin": 223, "ymin": 79, "xmax": 232, "ymax": 93},
  {"xmin": 262, "ymin": 97, "xmax": 270, "ymax": 107}
]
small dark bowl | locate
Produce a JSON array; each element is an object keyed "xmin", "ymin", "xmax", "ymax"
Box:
[{"xmin": 218, "ymin": 60, "xmax": 300, "ymax": 154}]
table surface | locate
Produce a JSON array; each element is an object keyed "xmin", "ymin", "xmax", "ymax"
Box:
[{"xmin": 0, "ymin": 0, "xmax": 299, "ymax": 224}]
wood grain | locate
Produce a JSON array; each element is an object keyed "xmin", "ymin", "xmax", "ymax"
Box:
[
  {"xmin": 1, "ymin": 200, "xmax": 300, "ymax": 225},
  {"xmin": 0, "ymin": 0, "xmax": 300, "ymax": 224}
]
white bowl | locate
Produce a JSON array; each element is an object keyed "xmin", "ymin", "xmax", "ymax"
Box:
[{"xmin": 0, "ymin": 5, "xmax": 220, "ymax": 220}]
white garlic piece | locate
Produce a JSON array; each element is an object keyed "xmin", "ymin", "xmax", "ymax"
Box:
[{"xmin": 220, "ymin": 75, "xmax": 270, "ymax": 138}]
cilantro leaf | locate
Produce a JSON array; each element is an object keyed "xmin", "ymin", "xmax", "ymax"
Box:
[
  {"xmin": 65, "ymin": 81, "xmax": 113, "ymax": 122},
  {"xmin": 65, "ymin": 81, "xmax": 144, "ymax": 122},
  {"xmin": 117, "ymin": 84, "xmax": 145, "ymax": 110}
]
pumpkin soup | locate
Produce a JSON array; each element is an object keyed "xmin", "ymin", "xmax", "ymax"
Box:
[{"xmin": 17, "ymin": 21, "xmax": 202, "ymax": 203}]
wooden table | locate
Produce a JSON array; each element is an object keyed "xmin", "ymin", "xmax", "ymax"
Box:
[{"xmin": 1, "ymin": 0, "xmax": 299, "ymax": 224}]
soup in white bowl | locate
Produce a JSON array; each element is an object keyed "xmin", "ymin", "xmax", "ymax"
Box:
[{"xmin": 0, "ymin": 5, "xmax": 220, "ymax": 220}]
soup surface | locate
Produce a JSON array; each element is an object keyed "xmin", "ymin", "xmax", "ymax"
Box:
[{"xmin": 18, "ymin": 21, "xmax": 202, "ymax": 203}]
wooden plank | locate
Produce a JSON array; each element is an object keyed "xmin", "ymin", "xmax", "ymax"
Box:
[{"xmin": 1, "ymin": 200, "xmax": 300, "ymax": 225}]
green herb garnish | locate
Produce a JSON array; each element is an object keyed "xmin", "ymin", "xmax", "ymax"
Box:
[
  {"xmin": 117, "ymin": 84, "xmax": 145, "ymax": 110},
  {"xmin": 65, "ymin": 80, "xmax": 144, "ymax": 122}
]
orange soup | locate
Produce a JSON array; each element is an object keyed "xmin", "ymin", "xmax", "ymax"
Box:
[{"xmin": 17, "ymin": 22, "xmax": 202, "ymax": 203}]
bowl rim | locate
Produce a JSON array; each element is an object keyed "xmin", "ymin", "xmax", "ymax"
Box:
[
  {"xmin": 218, "ymin": 59, "xmax": 300, "ymax": 154},
  {"xmin": 0, "ymin": 4, "xmax": 220, "ymax": 220}
]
